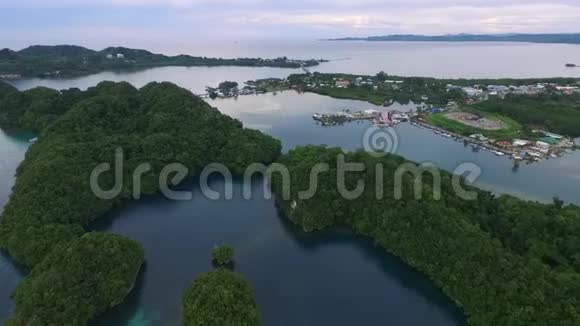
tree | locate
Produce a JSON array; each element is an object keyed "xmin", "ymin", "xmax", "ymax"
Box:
[
  {"xmin": 376, "ymin": 71, "xmax": 387, "ymax": 82},
  {"xmin": 182, "ymin": 269, "xmax": 260, "ymax": 326},
  {"xmin": 212, "ymin": 245, "xmax": 234, "ymax": 266}
]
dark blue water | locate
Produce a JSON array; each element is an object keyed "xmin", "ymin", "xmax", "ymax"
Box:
[{"xmin": 91, "ymin": 177, "xmax": 464, "ymax": 326}]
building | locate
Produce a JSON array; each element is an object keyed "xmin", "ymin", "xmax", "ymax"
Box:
[
  {"xmin": 335, "ymin": 79, "xmax": 351, "ymax": 88},
  {"xmin": 536, "ymin": 141, "xmax": 551, "ymax": 150},
  {"xmin": 496, "ymin": 141, "xmax": 512, "ymax": 148},
  {"xmin": 116, "ymin": 53, "xmax": 125, "ymax": 59},
  {"xmin": 462, "ymin": 87, "xmax": 484, "ymax": 97},
  {"xmin": 470, "ymin": 134, "xmax": 488, "ymax": 142},
  {"xmin": 543, "ymin": 132, "xmax": 564, "ymax": 140},
  {"xmin": 513, "ymin": 139, "xmax": 531, "ymax": 147},
  {"xmin": 106, "ymin": 54, "xmax": 114, "ymax": 59}
]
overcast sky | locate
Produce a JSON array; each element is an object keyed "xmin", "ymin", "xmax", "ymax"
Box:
[{"xmin": 2, "ymin": 0, "xmax": 580, "ymax": 50}]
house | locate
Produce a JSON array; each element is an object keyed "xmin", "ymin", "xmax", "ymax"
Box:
[
  {"xmin": 539, "ymin": 137, "xmax": 558, "ymax": 145},
  {"xmin": 335, "ymin": 79, "xmax": 351, "ymax": 88},
  {"xmin": 462, "ymin": 87, "xmax": 484, "ymax": 97},
  {"xmin": 446, "ymin": 84, "xmax": 463, "ymax": 92},
  {"xmin": 513, "ymin": 139, "xmax": 530, "ymax": 147},
  {"xmin": 536, "ymin": 141, "xmax": 551, "ymax": 150},
  {"xmin": 116, "ymin": 53, "xmax": 125, "ymax": 59},
  {"xmin": 543, "ymin": 132, "xmax": 564, "ymax": 140},
  {"xmin": 496, "ymin": 141, "xmax": 512, "ymax": 148},
  {"xmin": 106, "ymin": 54, "xmax": 114, "ymax": 59},
  {"xmin": 470, "ymin": 134, "xmax": 488, "ymax": 142}
]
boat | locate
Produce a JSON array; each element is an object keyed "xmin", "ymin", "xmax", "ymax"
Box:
[{"xmin": 565, "ymin": 63, "xmax": 577, "ymax": 68}]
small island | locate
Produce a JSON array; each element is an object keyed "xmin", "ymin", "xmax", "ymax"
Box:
[
  {"xmin": 0, "ymin": 45, "xmax": 327, "ymax": 79},
  {"xmin": 212, "ymin": 245, "xmax": 235, "ymax": 266},
  {"xmin": 183, "ymin": 249, "xmax": 259, "ymax": 326},
  {"xmin": 326, "ymin": 33, "xmax": 580, "ymax": 45}
]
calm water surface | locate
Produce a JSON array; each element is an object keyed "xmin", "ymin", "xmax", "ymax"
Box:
[
  {"xmin": 0, "ymin": 130, "xmax": 34, "ymax": 322},
  {"xmin": 2, "ymin": 42, "xmax": 580, "ymax": 325},
  {"xmin": 9, "ymin": 42, "xmax": 580, "ymax": 94}
]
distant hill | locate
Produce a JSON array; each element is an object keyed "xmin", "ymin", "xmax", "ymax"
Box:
[
  {"xmin": 327, "ymin": 33, "xmax": 580, "ymax": 45},
  {"xmin": 0, "ymin": 45, "xmax": 325, "ymax": 78}
]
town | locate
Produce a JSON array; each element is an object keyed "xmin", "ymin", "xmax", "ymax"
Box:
[{"xmin": 207, "ymin": 72, "xmax": 580, "ymax": 165}]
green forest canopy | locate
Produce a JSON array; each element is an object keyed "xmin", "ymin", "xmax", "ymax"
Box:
[
  {"xmin": 183, "ymin": 268, "xmax": 260, "ymax": 326},
  {"xmin": 271, "ymin": 146, "xmax": 580, "ymax": 326},
  {"xmin": 2, "ymin": 76, "xmax": 580, "ymax": 325},
  {"xmin": 0, "ymin": 45, "xmax": 323, "ymax": 78},
  {"xmin": 5, "ymin": 233, "xmax": 144, "ymax": 326},
  {"xmin": 0, "ymin": 80, "xmax": 281, "ymax": 325},
  {"xmin": 212, "ymin": 245, "xmax": 235, "ymax": 266}
]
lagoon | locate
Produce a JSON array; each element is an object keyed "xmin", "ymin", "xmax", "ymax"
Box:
[{"xmin": 2, "ymin": 41, "xmax": 580, "ymax": 325}]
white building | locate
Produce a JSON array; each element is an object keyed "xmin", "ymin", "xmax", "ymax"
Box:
[
  {"xmin": 513, "ymin": 139, "xmax": 531, "ymax": 147},
  {"xmin": 116, "ymin": 53, "xmax": 125, "ymax": 59}
]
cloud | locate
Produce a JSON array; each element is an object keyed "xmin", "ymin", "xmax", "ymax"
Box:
[
  {"xmin": 2, "ymin": 0, "xmax": 580, "ymax": 46},
  {"xmin": 223, "ymin": 3, "xmax": 580, "ymax": 34}
]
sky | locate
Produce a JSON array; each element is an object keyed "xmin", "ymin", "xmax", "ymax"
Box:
[{"xmin": 1, "ymin": 0, "xmax": 580, "ymax": 50}]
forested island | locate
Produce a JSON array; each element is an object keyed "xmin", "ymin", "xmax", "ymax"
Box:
[
  {"xmin": 271, "ymin": 145, "xmax": 580, "ymax": 325},
  {"xmin": 327, "ymin": 33, "xmax": 580, "ymax": 45},
  {"xmin": 0, "ymin": 80, "xmax": 281, "ymax": 324},
  {"xmin": 0, "ymin": 45, "xmax": 326, "ymax": 79},
  {"xmin": 183, "ymin": 250, "xmax": 259, "ymax": 326}
]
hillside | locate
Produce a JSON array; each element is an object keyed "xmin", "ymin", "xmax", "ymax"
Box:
[
  {"xmin": 0, "ymin": 81, "xmax": 281, "ymax": 325},
  {"xmin": 0, "ymin": 45, "xmax": 325, "ymax": 78},
  {"xmin": 271, "ymin": 146, "xmax": 580, "ymax": 325}
]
